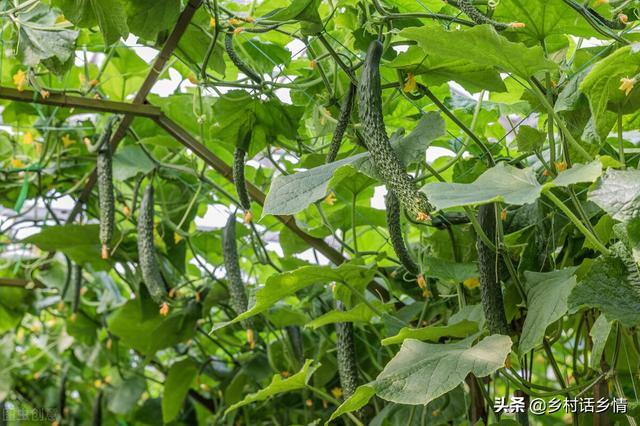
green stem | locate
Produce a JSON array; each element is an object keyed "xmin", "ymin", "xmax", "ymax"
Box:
[
  {"xmin": 618, "ymin": 110, "xmax": 625, "ymax": 168},
  {"xmin": 544, "ymin": 190, "xmax": 610, "ymax": 255},
  {"xmin": 528, "ymin": 80, "xmax": 593, "ymax": 161}
]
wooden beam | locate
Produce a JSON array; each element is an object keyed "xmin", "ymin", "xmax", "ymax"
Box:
[{"xmin": 0, "ymin": 87, "xmax": 162, "ymax": 118}]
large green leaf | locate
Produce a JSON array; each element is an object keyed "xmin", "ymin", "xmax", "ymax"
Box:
[
  {"xmin": 329, "ymin": 335, "xmax": 512, "ymax": 421},
  {"xmin": 54, "ymin": 0, "xmax": 129, "ymax": 45},
  {"xmin": 581, "ymin": 45, "xmax": 640, "ymax": 139},
  {"xmin": 108, "ymin": 376, "xmax": 146, "ymax": 415},
  {"xmin": 569, "ymin": 248, "xmax": 640, "ymax": 327},
  {"xmin": 399, "ymin": 25, "xmax": 557, "ymax": 79},
  {"xmin": 589, "ymin": 169, "xmax": 640, "ymax": 223},
  {"xmin": 263, "ymin": 112, "xmax": 445, "ymax": 217},
  {"xmin": 424, "ymin": 258, "xmax": 478, "ymax": 284},
  {"xmin": 225, "ymin": 359, "xmax": 317, "ymax": 415},
  {"xmin": 381, "ymin": 320, "xmax": 478, "ymax": 346},
  {"xmin": 162, "ymin": 359, "xmax": 198, "ymax": 422},
  {"xmin": 126, "ymin": 0, "xmax": 179, "ymax": 40},
  {"xmin": 112, "ymin": 145, "xmax": 156, "ymax": 181},
  {"xmin": 16, "ymin": 5, "xmax": 78, "ymax": 73},
  {"xmin": 212, "ymin": 263, "xmax": 376, "ymax": 330},
  {"xmin": 519, "ymin": 268, "xmax": 577, "ymax": 355},
  {"xmin": 21, "ymin": 224, "xmax": 115, "ymax": 269},
  {"xmin": 423, "ymin": 161, "xmax": 602, "ymax": 210},
  {"xmin": 589, "ymin": 314, "xmax": 612, "ymax": 370},
  {"xmin": 388, "ymin": 46, "xmax": 506, "ymax": 93}
]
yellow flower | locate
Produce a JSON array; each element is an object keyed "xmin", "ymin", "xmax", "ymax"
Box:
[
  {"xmin": 174, "ymin": 233, "xmax": 183, "ymax": 244},
  {"xmin": 305, "ymin": 399, "xmax": 313, "ymax": 407},
  {"xmin": 555, "ymin": 161, "xmax": 567, "ymax": 172},
  {"xmin": 228, "ymin": 18, "xmax": 241, "ymax": 26},
  {"xmin": 94, "ymin": 379, "xmax": 103, "ymax": 388},
  {"xmin": 11, "ymin": 158, "xmax": 24, "ymax": 168},
  {"xmin": 331, "ymin": 387, "xmax": 343, "ymax": 399},
  {"xmin": 416, "ymin": 211, "xmax": 430, "ymax": 222},
  {"xmin": 243, "ymin": 210, "xmax": 253, "ymax": 224},
  {"xmin": 62, "ymin": 134, "xmax": 74, "ymax": 146},
  {"xmin": 22, "ymin": 131, "xmax": 33, "ymax": 145},
  {"xmin": 209, "ymin": 17, "xmax": 216, "ymax": 28},
  {"xmin": 619, "ymin": 77, "xmax": 636, "ymax": 96},
  {"xmin": 13, "ymin": 70, "xmax": 27, "ymax": 91},
  {"xmin": 619, "ymin": 14, "xmax": 628, "ymax": 25},
  {"xmin": 416, "ymin": 274, "xmax": 427, "ymax": 290},
  {"xmin": 247, "ymin": 328, "xmax": 256, "ymax": 349},
  {"xmin": 501, "ymin": 209, "xmax": 507, "ymax": 221},
  {"xmin": 403, "ymin": 73, "xmax": 417, "ymax": 93},
  {"xmin": 463, "ymin": 277, "xmax": 480, "ymax": 289},
  {"xmin": 159, "ymin": 302, "xmax": 170, "ymax": 316},
  {"xmin": 325, "ymin": 191, "xmax": 337, "ymax": 205}
]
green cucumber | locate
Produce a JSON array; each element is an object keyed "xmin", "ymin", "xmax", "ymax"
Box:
[
  {"xmin": 137, "ymin": 184, "xmax": 166, "ymax": 304},
  {"xmin": 359, "ymin": 40, "xmax": 431, "ymax": 221},
  {"xmin": 326, "ymin": 83, "xmax": 356, "ymax": 164},
  {"xmin": 385, "ymin": 191, "xmax": 420, "ymax": 275}
]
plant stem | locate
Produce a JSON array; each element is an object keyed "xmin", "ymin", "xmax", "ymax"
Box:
[{"xmin": 544, "ymin": 190, "xmax": 610, "ymax": 255}]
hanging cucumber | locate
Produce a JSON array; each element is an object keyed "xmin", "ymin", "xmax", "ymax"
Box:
[
  {"xmin": 222, "ymin": 212, "xmax": 255, "ymax": 346},
  {"xmin": 91, "ymin": 390, "xmax": 102, "ymax": 426},
  {"xmin": 326, "ymin": 83, "xmax": 356, "ymax": 164},
  {"xmin": 137, "ymin": 183, "xmax": 167, "ymax": 305},
  {"xmin": 97, "ymin": 146, "xmax": 114, "ymax": 260},
  {"xmin": 225, "ymin": 31, "xmax": 262, "ymax": 84},
  {"xmin": 358, "ymin": 40, "xmax": 431, "ymax": 221},
  {"xmin": 233, "ymin": 133, "xmax": 253, "ymax": 223},
  {"xmin": 477, "ymin": 203, "xmax": 509, "ymax": 335},
  {"xmin": 335, "ymin": 301, "xmax": 358, "ymax": 399},
  {"xmin": 71, "ymin": 264, "xmax": 82, "ymax": 314},
  {"xmin": 450, "ymin": 0, "xmax": 523, "ymax": 30},
  {"xmin": 385, "ymin": 191, "xmax": 420, "ymax": 275}
]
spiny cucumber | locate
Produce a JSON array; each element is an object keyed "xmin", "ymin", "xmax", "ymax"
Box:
[
  {"xmin": 385, "ymin": 191, "xmax": 420, "ymax": 275},
  {"xmin": 97, "ymin": 146, "xmax": 114, "ymax": 260},
  {"xmin": 137, "ymin": 183, "xmax": 167, "ymax": 305},
  {"xmin": 222, "ymin": 212, "xmax": 255, "ymax": 346},
  {"xmin": 477, "ymin": 203, "xmax": 509, "ymax": 335},
  {"xmin": 225, "ymin": 31, "xmax": 262, "ymax": 84},
  {"xmin": 233, "ymin": 134, "xmax": 252, "ymax": 222},
  {"xmin": 335, "ymin": 301, "xmax": 358, "ymax": 399},
  {"xmin": 326, "ymin": 83, "xmax": 356, "ymax": 164},
  {"xmin": 359, "ymin": 40, "xmax": 431, "ymax": 221},
  {"xmin": 450, "ymin": 0, "xmax": 519, "ymax": 30}
]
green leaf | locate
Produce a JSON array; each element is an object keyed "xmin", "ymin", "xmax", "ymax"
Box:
[
  {"xmin": 516, "ymin": 125, "xmax": 546, "ymax": 153},
  {"xmin": 16, "ymin": 5, "xmax": 78, "ymax": 73},
  {"xmin": 399, "ymin": 25, "xmax": 557, "ymax": 79},
  {"xmin": 162, "ymin": 359, "xmax": 198, "ymax": 422},
  {"xmin": 381, "ymin": 320, "xmax": 478, "ymax": 346},
  {"xmin": 569, "ymin": 248, "xmax": 640, "ymax": 327},
  {"xmin": 54, "ymin": 0, "xmax": 129, "ymax": 45},
  {"xmin": 112, "ymin": 145, "xmax": 156, "ymax": 181},
  {"xmin": 388, "ymin": 46, "xmax": 506, "ymax": 93},
  {"xmin": 330, "ymin": 335, "xmax": 512, "ymax": 421},
  {"xmin": 263, "ymin": 112, "xmax": 445, "ymax": 216},
  {"xmin": 423, "ymin": 161, "xmax": 603, "ymax": 210},
  {"xmin": 581, "ymin": 45, "xmax": 640, "ymax": 139},
  {"xmin": 21, "ymin": 224, "xmax": 115, "ymax": 269},
  {"xmin": 373, "ymin": 335, "xmax": 511, "ymax": 404},
  {"xmin": 326, "ymin": 385, "xmax": 376, "ymax": 425},
  {"xmin": 589, "ymin": 314, "xmax": 612, "ymax": 371},
  {"xmin": 519, "ymin": 268, "xmax": 577, "ymax": 355},
  {"xmin": 0, "ymin": 288, "xmax": 31, "ymax": 333},
  {"xmin": 589, "ymin": 169, "xmax": 640, "ymax": 223},
  {"xmin": 424, "ymin": 258, "xmax": 478, "ymax": 284},
  {"xmin": 305, "ymin": 302, "xmax": 385, "ymax": 329},
  {"xmin": 212, "ymin": 263, "xmax": 376, "ymax": 331},
  {"xmin": 225, "ymin": 359, "xmax": 317, "ymax": 415},
  {"xmin": 126, "ymin": 0, "xmax": 179, "ymax": 40}
]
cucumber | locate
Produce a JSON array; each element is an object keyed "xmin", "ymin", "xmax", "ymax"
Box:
[
  {"xmin": 225, "ymin": 32, "xmax": 262, "ymax": 84},
  {"xmin": 222, "ymin": 213, "xmax": 249, "ymax": 316},
  {"xmin": 326, "ymin": 83, "xmax": 356, "ymax": 164},
  {"xmin": 477, "ymin": 203, "xmax": 509, "ymax": 335},
  {"xmin": 335, "ymin": 302, "xmax": 358, "ymax": 399},
  {"xmin": 137, "ymin": 184, "xmax": 167, "ymax": 304},
  {"xmin": 385, "ymin": 191, "xmax": 420, "ymax": 275},
  {"xmin": 97, "ymin": 147, "xmax": 114, "ymax": 259},
  {"xmin": 358, "ymin": 40, "xmax": 431, "ymax": 221}
]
